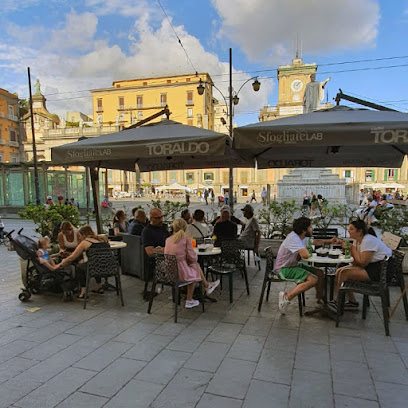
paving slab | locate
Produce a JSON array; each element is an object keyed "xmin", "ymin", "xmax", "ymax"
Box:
[
  {"xmin": 206, "ymin": 322, "xmax": 243, "ymax": 344},
  {"xmin": 196, "ymin": 393, "xmax": 243, "ymax": 408},
  {"xmin": 123, "ymin": 334, "xmax": 174, "ymax": 362},
  {"xmin": 254, "ymin": 347, "xmax": 294, "ymax": 385},
  {"xmin": 243, "ymin": 379, "xmax": 290, "ymax": 408},
  {"xmin": 184, "ymin": 341, "xmax": 230, "ymax": 373},
  {"xmin": 55, "ymin": 392, "xmax": 108, "ymax": 408},
  {"xmin": 227, "ymin": 334, "xmax": 265, "ymax": 362},
  {"xmin": 334, "ymin": 395, "xmax": 380, "ymax": 408}
]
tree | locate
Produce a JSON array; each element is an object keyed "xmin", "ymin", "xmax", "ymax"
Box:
[
  {"xmin": 257, "ymin": 200, "xmax": 297, "ymax": 238},
  {"xmin": 148, "ymin": 200, "xmax": 188, "ymax": 224},
  {"xmin": 18, "ymin": 98, "xmax": 29, "ymax": 117}
]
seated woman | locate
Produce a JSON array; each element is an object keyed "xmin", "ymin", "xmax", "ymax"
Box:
[
  {"xmin": 331, "ymin": 219, "xmax": 391, "ymax": 310},
  {"xmin": 37, "ymin": 237, "xmax": 58, "ymax": 271},
  {"xmin": 57, "ymin": 225, "xmax": 110, "ymax": 299},
  {"xmin": 113, "ymin": 210, "xmax": 129, "ymax": 236},
  {"xmin": 165, "ymin": 218, "xmax": 219, "ymax": 309},
  {"xmin": 58, "ymin": 221, "xmax": 79, "ymax": 258}
]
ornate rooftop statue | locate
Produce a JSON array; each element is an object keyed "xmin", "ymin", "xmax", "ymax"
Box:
[{"xmin": 303, "ymin": 74, "xmax": 330, "ymax": 113}]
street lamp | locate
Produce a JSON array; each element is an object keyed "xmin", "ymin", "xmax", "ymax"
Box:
[{"xmin": 197, "ymin": 48, "xmax": 260, "ymax": 211}]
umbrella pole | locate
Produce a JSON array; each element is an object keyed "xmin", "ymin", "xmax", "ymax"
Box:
[{"xmin": 90, "ymin": 167, "xmax": 103, "ymax": 234}]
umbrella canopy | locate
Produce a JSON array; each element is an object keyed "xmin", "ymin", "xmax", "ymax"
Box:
[
  {"xmin": 51, "ymin": 120, "xmax": 250, "ymax": 171},
  {"xmin": 156, "ymin": 183, "xmax": 187, "ymax": 191},
  {"xmin": 234, "ymin": 106, "xmax": 408, "ymax": 168},
  {"xmin": 363, "ymin": 182, "xmax": 405, "ymax": 190}
]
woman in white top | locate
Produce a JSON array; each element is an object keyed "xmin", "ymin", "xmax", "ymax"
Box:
[
  {"xmin": 332, "ymin": 219, "xmax": 391, "ymax": 308},
  {"xmin": 58, "ymin": 221, "xmax": 79, "ymax": 258}
]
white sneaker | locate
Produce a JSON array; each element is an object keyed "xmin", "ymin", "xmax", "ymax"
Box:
[
  {"xmin": 206, "ymin": 280, "xmax": 220, "ymax": 295},
  {"xmin": 278, "ymin": 291, "xmax": 290, "ymax": 314},
  {"xmin": 185, "ymin": 299, "xmax": 200, "ymax": 309}
]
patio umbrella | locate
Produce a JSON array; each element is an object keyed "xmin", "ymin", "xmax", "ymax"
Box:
[
  {"xmin": 51, "ymin": 119, "xmax": 249, "ymax": 171},
  {"xmin": 233, "ymin": 106, "xmax": 408, "ymax": 168}
]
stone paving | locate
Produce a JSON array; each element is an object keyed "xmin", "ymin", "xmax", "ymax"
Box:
[{"xmin": 1, "ymin": 225, "xmax": 408, "ymax": 407}]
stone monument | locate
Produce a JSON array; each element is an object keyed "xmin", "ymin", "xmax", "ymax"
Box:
[
  {"xmin": 303, "ymin": 74, "xmax": 331, "ymax": 113},
  {"xmin": 278, "ymin": 168, "xmax": 347, "ymax": 204}
]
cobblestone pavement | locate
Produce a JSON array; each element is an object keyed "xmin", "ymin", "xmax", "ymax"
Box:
[{"xmin": 1, "ymin": 225, "xmax": 408, "ymax": 407}]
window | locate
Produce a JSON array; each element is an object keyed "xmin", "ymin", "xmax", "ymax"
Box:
[
  {"xmin": 167, "ymin": 80, "xmax": 171, "ymax": 84},
  {"xmin": 204, "ymin": 172, "xmax": 214, "ymax": 181},
  {"xmin": 240, "ymin": 171, "xmax": 248, "ymax": 184},
  {"xmin": 143, "ymin": 81, "xmax": 147, "ymax": 86},
  {"xmin": 8, "ymin": 105, "xmax": 14, "ymax": 116},
  {"xmin": 169, "ymin": 171, "xmax": 177, "ymax": 183},
  {"xmin": 0, "ymin": 153, "xmax": 3, "ymax": 162},
  {"xmin": 97, "ymin": 114, "xmax": 103, "ymax": 124},
  {"xmin": 365, "ymin": 170, "xmax": 375, "ymax": 182},
  {"xmin": 385, "ymin": 169, "xmax": 398, "ymax": 181},
  {"xmin": 187, "ymin": 108, "xmax": 193, "ymax": 118},
  {"xmin": 186, "ymin": 90, "xmax": 193, "ymax": 105},
  {"xmin": 118, "ymin": 114, "xmax": 125, "ymax": 122},
  {"xmin": 186, "ymin": 172, "xmax": 194, "ymax": 183},
  {"xmin": 160, "ymin": 93, "xmax": 167, "ymax": 107},
  {"xmin": 137, "ymin": 111, "xmax": 143, "ymax": 120},
  {"xmin": 118, "ymin": 96, "xmax": 124, "ymax": 109},
  {"xmin": 137, "ymin": 95, "xmax": 143, "ymax": 108},
  {"xmin": 222, "ymin": 171, "xmax": 229, "ymax": 185},
  {"xmin": 9, "ymin": 129, "xmax": 16, "ymax": 142},
  {"xmin": 152, "ymin": 171, "xmax": 160, "ymax": 184},
  {"xmin": 11, "ymin": 156, "xmax": 18, "ymax": 163},
  {"xmin": 97, "ymin": 98, "xmax": 103, "ymax": 110},
  {"xmin": 342, "ymin": 169, "xmax": 354, "ymax": 182}
]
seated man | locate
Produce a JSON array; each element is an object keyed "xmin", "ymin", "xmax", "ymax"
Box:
[
  {"xmin": 128, "ymin": 209, "xmax": 147, "ymax": 236},
  {"xmin": 211, "ymin": 205, "xmax": 241, "ymax": 226},
  {"xmin": 181, "ymin": 209, "xmax": 193, "ymax": 225},
  {"xmin": 213, "ymin": 208, "xmax": 238, "ymax": 246},
  {"xmin": 186, "ymin": 209, "xmax": 210, "ymax": 239},
  {"xmin": 141, "ymin": 208, "xmax": 170, "ymax": 299},
  {"xmin": 239, "ymin": 204, "xmax": 261, "ymax": 254},
  {"xmin": 275, "ymin": 217, "xmax": 324, "ymax": 314}
]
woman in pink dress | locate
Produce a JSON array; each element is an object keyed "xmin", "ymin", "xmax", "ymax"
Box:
[{"xmin": 165, "ymin": 218, "xmax": 219, "ymax": 309}]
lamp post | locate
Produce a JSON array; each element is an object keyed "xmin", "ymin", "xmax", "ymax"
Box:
[{"xmin": 197, "ymin": 48, "xmax": 260, "ymax": 212}]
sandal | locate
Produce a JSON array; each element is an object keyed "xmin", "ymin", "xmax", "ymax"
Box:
[
  {"xmin": 344, "ymin": 301, "xmax": 359, "ymax": 311},
  {"xmin": 76, "ymin": 293, "xmax": 85, "ymax": 300},
  {"xmin": 91, "ymin": 288, "xmax": 104, "ymax": 294}
]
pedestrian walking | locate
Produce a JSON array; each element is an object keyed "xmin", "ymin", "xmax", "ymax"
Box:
[{"xmin": 250, "ymin": 190, "xmax": 257, "ymax": 203}]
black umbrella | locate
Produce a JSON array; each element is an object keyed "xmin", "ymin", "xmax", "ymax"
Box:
[{"xmin": 234, "ymin": 106, "xmax": 408, "ymax": 168}]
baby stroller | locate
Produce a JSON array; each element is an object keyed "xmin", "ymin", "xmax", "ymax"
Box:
[{"xmin": 8, "ymin": 229, "xmax": 76, "ymax": 302}]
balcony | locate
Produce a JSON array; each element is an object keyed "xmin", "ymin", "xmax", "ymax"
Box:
[
  {"xmin": 186, "ymin": 100, "xmax": 194, "ymax": 106},
  {"xmin": 117, "ymin": 105, "xmax": 125, "ymax": 111},
  {"xmin": 9, "ymin": 141, "xmax": 19, "ymax": 147},
  {"xmin": 96, "ymin": 107, "xmax": 103, "ymax": 112},
  {"xmin": 0, "ymin": 139, "xmax": 5, "ymax": 145},
  {"xmin": 8, "ymin": 114, "xmax": 18, "ymax": 122}
]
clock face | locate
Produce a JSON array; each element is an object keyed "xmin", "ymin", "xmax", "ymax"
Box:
[{"xmin": 291, "ymin": 79, "xmax": 303, "ymax": 92}]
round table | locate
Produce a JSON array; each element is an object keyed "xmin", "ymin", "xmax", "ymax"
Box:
[
  {"xmin": 304, "ymin": 255, "xmax": 354, "ymax": 307},
  {"xmin": 194, "ymin": 247, "xmax": 221, "ymax": 256},
  {"xmin": 109, "ymin": 241, "xmax": 127, "ymax": 249}
]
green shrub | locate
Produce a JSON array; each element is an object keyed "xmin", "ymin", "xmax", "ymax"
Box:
[
  {"xmin": 148, "ymin": 199, "xmax": 188, "ymax": 224},
  {"xmin": 257, "ymin": 200, "xmax": 297, "ymax": 238},
  {"xmin": 378, "ymin": 206, "xmax": 408, "ymax": 245}
]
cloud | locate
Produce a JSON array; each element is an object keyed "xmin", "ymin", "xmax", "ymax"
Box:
[
  {"xmin": 85, "ymin": 0, "xmax": 160, "ymax": 18},
  {"xmin": 212, "ymin": 0, "xmax": 380, "ymax": 63},
  {"xmin": 0, "ymin": 10, "xmax": 273, "ymax": 118}
]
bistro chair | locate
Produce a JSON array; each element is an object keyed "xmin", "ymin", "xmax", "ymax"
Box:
[
  {"xmin": 147, "ymin": 254, "xmax": 204, "ymax": 323},
  {"xmin": 388, "ymin": 249, "xmax": 408, "ymax": 320},
  {"xmin": 84, "ymin": 247, "xmax": 124, "ymax": 309},
  {"xmin": 258, "ymin": 246, "xmax": 305, "ymax": 316},
  {"xmin": 336, "ymin": 258, "xmax": 390, "ymax": 335},
  {"xmin": 207, "ymin": 239, "xmax": 250, "ymax": 303},
  {"xmin": 246, "ymin": 248, "xmax": 261, "ymax": 271}
]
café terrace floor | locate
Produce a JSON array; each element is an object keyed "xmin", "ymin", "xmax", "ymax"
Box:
[{"xmin": 1, "ymin": 232, "xmax": 408, "ymax": 407}]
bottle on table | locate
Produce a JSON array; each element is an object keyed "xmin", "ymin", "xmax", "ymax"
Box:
[
  {"xmin": 307, "ymin": 237, "xmax": 313, "ymax": 257},
  {"xmin": 191, "ymin": 238, "xmax": 196, "ymax": 248},
  {"xmin": 344, "ymin": 239, "xmax": 351, "ymax": 258}
]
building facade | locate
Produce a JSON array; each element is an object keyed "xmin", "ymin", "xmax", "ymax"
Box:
[{"xmin": 0, "ymin": 88, "xmax": 20, "ymax": 163}]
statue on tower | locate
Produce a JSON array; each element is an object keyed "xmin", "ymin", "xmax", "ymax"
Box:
[
  {"xmin": 34, "ymin": 79, "xmax": 41, "ymax": 95},
  {"xmin": 303, "ymin": 74, "xmax": 331, "ymax": 113}
]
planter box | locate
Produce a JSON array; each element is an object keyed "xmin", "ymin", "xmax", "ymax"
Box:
[{"xmin": 259, "ymin": 238, "xmax": 284, "ymax": 258}]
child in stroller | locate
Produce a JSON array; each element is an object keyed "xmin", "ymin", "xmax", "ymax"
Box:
[
  {"xmin": 37, "ymin": 237, "xmax": 59, "ymax": 271},
  {"xmin": 8, "ymin": 229, "xmax": 76, "ymax": 302}
]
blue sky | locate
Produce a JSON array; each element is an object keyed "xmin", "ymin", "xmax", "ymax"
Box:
[{"xmin": 1, "ymin": 0, "xmax": 407, "ymax": 125}]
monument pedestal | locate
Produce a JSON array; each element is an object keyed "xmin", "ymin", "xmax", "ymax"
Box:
[{"xmin": 278, "ymin": 169, "xmax": 346, "ymax": 204}]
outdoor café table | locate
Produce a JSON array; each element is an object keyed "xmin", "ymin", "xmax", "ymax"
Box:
[{"xmin": 302, "ymin": 255, "xmax": 353, "ymax": 317}]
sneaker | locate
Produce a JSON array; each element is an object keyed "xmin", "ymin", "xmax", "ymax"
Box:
[
  {"xmin": 278, "ymin": 291, "xmax": 290, "ymax": 314},
  {"xmin": 185, "ymin": 299, "xmax": 200, "ymax": 309},
  {"xmin": 206, "ymin": 280, "xmax": 220, "ymax": 295},
  {"xmin": 344, "ymin": 301, "xmax": 359, "ymax": 311}
]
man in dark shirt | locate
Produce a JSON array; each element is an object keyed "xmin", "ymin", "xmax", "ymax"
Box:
[
  {"xmin": 128, "ymin": 209, "xmax": 147, "ymax": 236},
  {"xmin": 213, "ymin": 208, "xmax": 238, "ymax": 246},
  {"xmin": 211, "ymin": 205, "xmax": 241, "ymax": 227},
  {"xmin": 141, "ymin": 208, "xmax": 170, "ymax": 298}
]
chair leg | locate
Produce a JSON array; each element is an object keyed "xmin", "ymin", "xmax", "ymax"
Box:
[
  {"xmin": 83, "ymin": 272, "xmax": 90, "ymax": 310},
  {"xmin": 117, "ymin": 272, "xmax": 125, "ymax": 307},
  {"xmin": 297, "ymin": 294, "xmax": 303, "ymax": 317},
  {"xmin": 114, "ymin": 276, "xmax": 119, "ymax": 295},
  {"xmin": 174, "ymin": 285, "xmax": 179, "ymax": 323},
  {"xmin": 258, "ymin": 276, "xmax": 269, "ymax": 312},
  {"xmin": 243, "ymin": 267, "xmax": 250, "ymax": 296},
  {"xmin": 398, "ymin": 274, "xmax": 408, "ymax": 320},
  {"xmin": 147, "ymin": 281, "xmax": 157, "ymax": 314},
  {"xmin": 229, "ymin": 273, "xmax": 233, "ymax": 303},
  {"xmin": 266, "ymin": 281, "xmax": 271, "ymax": 301},
  {"xmin": 247, "ymin": 249, "xmax": 250, "ymax": 265},
  {"xmin": 201, "ymin": 283, "xmax": 205, "ymax": 313},
  {"xmin": 380, "ymin": 293, "xmax": 390, "ymax": 336},
  {"xmin": 362, "ymin": 295, "xmax": 369, "ymax": 319},
  {"xmin": 302, "ymin": 291, "xmax": 306, "ymax": 306},
  {"xmin": 336, "ymin": 290, "xmax": 346, "ymax": 327},
  {"xmin": 329, "ymin": 276, "xmax": 334, "ymax": 301}
]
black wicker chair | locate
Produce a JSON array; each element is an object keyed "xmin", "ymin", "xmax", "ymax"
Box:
[
  {"xmin": 207, "ymin": 239, "xmax": 250, "ymax": 303},
  {"xmin": 84, "ymin": 247, "xmax": 124, "ymax": 309},
  {"xmin": 147, "ymin": 254, "xmax": 204, "ymax": 323},
  {"xmin": 336, "ymin": 258, "xmax": 390, "ymax": 335},
  {"xmin": 258, "ymin": 246, "xmax": 305, "ymax": 316},
  {"xmin": 390, "ymin": 249, "xmax": 408, "ymax": 320}
]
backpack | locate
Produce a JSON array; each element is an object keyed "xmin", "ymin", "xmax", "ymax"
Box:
[{"xmin": 102, "ymin": 200, "xmax": 108, "ymax": 208}]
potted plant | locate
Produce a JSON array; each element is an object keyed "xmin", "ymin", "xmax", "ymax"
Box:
[
  {"xmin": 378, "ymin": 206, "xmax": 408, "ymax": 272},
  {"xmin": 257, "ymin": 200, "xmax": 297, "ymax": 256}
]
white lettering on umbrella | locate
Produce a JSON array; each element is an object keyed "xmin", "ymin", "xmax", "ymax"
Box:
[
  {"xmin": 372, "ymin": 130, "xmax": 408, "ymax": 144},
  {"xmin": 67, "ymin": 148, "xmax": 112, "ymax": 159},
  {"xmin": 147, "ymin": 142, "xmax": 210, "ymax": 156},
  {"xmin": 257, "ymin": 130, "xmax": 323, "ymax": 145}
]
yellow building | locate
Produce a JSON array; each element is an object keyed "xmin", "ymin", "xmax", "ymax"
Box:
[{"xmin": 0, "ymin": 88, "xmax": 20, "ymax": 163}]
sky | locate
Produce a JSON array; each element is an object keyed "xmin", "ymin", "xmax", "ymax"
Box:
[{"xmin": 1, "ymin": 0, "xmax": 408, "ymax": 126}]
